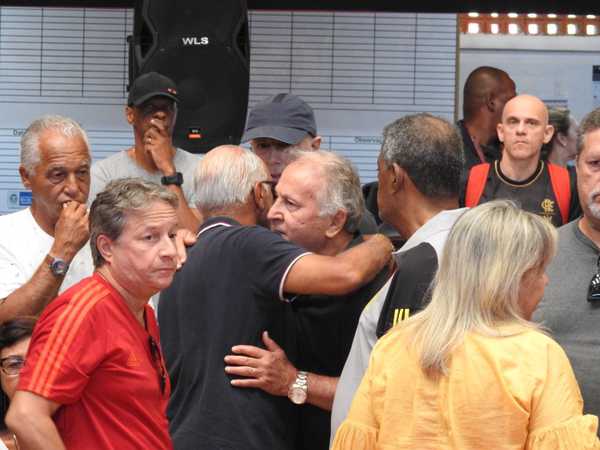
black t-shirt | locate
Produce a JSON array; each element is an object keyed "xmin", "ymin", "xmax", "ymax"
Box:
[
  {"xmin": 287, "ymin": 234, "xmax": 390, "ymax": 450},
  {"xmin": 376, "ymin": 242, "xmax": 439, "ymax": 338},
  {"xmin": 158, "ymin": 216, "xmax": 308, "ymax": 450},
  {"xmin": 460, "ymin": 160, "xmax": 581, "ymax": 227}
]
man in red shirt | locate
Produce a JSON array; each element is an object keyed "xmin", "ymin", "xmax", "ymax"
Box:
[{"xmin": 6, "ymin": 178, "xmax": 179, "ymax": 450}]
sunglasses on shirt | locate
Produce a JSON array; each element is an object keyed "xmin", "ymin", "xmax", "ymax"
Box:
[{"xmin": 587, "ymin": 256, "xmax": 600, "ymax": 302}]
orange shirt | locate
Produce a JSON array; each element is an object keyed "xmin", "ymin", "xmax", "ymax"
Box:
[{"xmin": 332, "ymin": 326, "xmax": 600, "ymax": 450}]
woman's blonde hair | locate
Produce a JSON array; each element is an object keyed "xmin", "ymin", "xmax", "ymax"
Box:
[{"xmin": 406, "ymin": 200, "xmax": 557, "ymax": 376}]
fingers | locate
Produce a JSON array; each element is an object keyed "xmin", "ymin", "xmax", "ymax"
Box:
[
  {"xmin": 223, "ymin": 354, "xmax": 261, "ymax": 368},
  {"xmin": 229, "ymin": 379, "xmax": 265, "ymax": 388},
  {"xmin": 261, "ymin": 331, "xmax": 282, "ymax": 352},
  {"xmin": 149, "ymin": 118, "xmax": 168, "ymax": 134},
  {"xmin": 230, "ymin": 345, "xmax": 267, "ymax": 358},
  {"xmin": 224, "ymin": 365, "xmax": 261, "ymax": 379}
]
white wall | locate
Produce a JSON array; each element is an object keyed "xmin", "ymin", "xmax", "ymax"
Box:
[{"xmin": 459, "ymin": 34, "xmax": 600, "ymax": 121}]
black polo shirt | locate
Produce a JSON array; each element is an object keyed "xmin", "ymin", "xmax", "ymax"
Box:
[
  {"xmin": 158, "ymin": 216, "xmax": 310, "ymax": 450},
  {"xmin": 287, "ymin": 234, "xmax": 390, "ymax": 450}
]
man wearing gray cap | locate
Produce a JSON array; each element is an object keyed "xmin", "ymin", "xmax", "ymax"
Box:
[
  {"xmin": 242, "ymin": 93, "xmax": 322, "ymax": 182},
  {"xmin": 89, "ymin": 72, "xmax": 201, "ymax": 231}
]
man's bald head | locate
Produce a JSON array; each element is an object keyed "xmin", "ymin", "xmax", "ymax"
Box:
[
  {"xmin": 194, "ymin": 145, "xmax": 269, "ymax": 214},
  {"xmin": 497, "ymin": 94, "xmax": 554, "ymax": 162},
  {"xmin": 463, "ymin": 66, "xmax": 516, "ymax": 121},
  {"xmin": 501, "ymin": 94, "xmax": 549, "ymax": 125}
]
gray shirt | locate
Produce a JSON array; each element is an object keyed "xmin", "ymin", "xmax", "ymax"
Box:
[
  {"xmin": 534, "ymin": 219, "xmax": 600, "ymax": 419},
  {"xmin": 89, "ymin": 148, "xmax": 201, "ymax": 206},
  {"xmin": 330, "ymin": 208, "xmax": 466, "ymax": 443}
]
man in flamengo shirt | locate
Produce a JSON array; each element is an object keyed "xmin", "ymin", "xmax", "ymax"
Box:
[
  {"xmin": 462, "ymin": 94, "xmax": 580, "ymax": 226},
  {"xmin": 7, "ymin": 178, "xmax": 178, "ymax": 450}
]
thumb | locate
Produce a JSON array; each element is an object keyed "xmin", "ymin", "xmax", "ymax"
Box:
[{"xmin": 262, "ymin": 330, "xmax": 282, "ymax": 352}]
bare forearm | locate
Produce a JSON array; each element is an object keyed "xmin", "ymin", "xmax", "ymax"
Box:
[
  {"xmin": 1, "ymin": 265, "xmax": 62, "ymax": 322},
  {"xmin": 7, "ymin": 413, "xmax": 65, "ymax": 450},
  {"xmin": 338, "ymin": 234, "xmax": 393, "ymax": 288},
  {"xmin": 306, "ymin": 373, "xmax": 338, "ymax": 411}
]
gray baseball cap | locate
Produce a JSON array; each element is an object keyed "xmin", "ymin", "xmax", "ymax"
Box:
[{"xmin": 242, "ymin": 93, "xmax": 317, "ymax": 144}]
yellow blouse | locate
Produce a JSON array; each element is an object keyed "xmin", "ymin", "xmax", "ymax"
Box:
[{"xmin": 332, "ymin": 326, "xmax": 600, "ymax": 450}]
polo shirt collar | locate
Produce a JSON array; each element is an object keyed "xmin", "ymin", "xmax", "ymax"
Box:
[{"xmin": 197, "ymin": 216, "xmax": 241, "ymax": 237}]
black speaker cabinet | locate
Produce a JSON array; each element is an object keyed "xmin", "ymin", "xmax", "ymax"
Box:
[{"xmin": 130, "ymin": 0, "xmax": 250, "ymax": 153}]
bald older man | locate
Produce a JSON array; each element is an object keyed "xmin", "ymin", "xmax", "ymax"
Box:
[{"xmin": 463, "ymin": 94, "xmax": 580, "ymax": 226}]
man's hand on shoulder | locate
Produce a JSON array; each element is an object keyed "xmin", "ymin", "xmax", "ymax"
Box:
[
  {"xmin": 174, "ymin": 228, "xmax": 197, "ymax": 269},
  {"xmin": 51, "ymin": 201, "xmax": 89, "ymax": 262},
  {"xmin": 224, "ymin": 331, "xmax": 297, "ymax": 397}
]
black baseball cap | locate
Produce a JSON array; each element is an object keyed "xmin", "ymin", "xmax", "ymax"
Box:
[
  {"xmin": 242, "ymin": 93, "xmax": 317, "ymax": 144},
  {"xmin": 127, "ymin": 72, "xmax": 179, "ymax": 107}
]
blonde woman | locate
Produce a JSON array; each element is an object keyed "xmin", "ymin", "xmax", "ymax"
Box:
[{"xmin": 332, "ymin": 200, "xmax": 600, "ymax": 450}]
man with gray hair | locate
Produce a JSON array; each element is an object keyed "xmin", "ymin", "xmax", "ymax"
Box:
[
  {"xmin": 0, "ymin": 115, "xmax": 92, "ymax": 322},
  {"xmin": 534, "ymin": 106, "xmax": 600, "ymax": 426},
  {"xmin": 158, "ymin": 146, "xmax": 393, "ymax": 450},
  {"xmin": 330, "ymin": 113, "xmax": 467, "ymax": 441},
  {"xmin": 223, "ymin": 150, "xmax": 389, "ymax": 449}
]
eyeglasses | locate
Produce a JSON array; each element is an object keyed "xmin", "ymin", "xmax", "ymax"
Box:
[
  {"xmin": 148, "ymin": 336, "xmax": 167, "ymax": 395},
  {"xmin": 0, "ymin": 355, "xmax": 25, "ymax": 377},
  {"xmin": 260, "ymin": 180, "xmax": 277, "ymax": 199},
  {"xmin": 588, "ymin": 256, "xmax": 600, "ymax": 302}
]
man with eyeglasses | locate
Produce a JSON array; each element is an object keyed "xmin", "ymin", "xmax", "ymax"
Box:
[
  {"xmin": 534, "ymin": 107, "xmax": 600, "ymax": 427},
  {"xmin": 7, "ymin": 178, "xmax": 178, "ymax": 449},
  {"xmin": 88, "ymin": 72, "xmax": 202, "ymax": 232},
  {"xmin": 158, "ymin": 146, "xmax": 393, "ymax": 450}
]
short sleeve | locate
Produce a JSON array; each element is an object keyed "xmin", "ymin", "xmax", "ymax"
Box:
[
  {"xmin": 18, "ymin": 298, "xmax": 108, "ymax": 405},
  {"xmin": 0, "ymin": 244, "xmax": 26, "ymax": 299},
  {"xmin": 242, "ymin": 227, "xmax": 310, "ymax": 301},
  {"xmin": 526, "ymin": 415, "xmax": 600, "ymax": 450},
  {"xmin": 331, "ymin": 420, "xmax": 377, "ymax": 450},
  {"xmin": 529, "ymin": 340, "xmax": 585, "ymax": 432},
  {"xmin": 88, "ymin": 162, "xmax": 109, "ymax": 207},
  {"xmin": 332, "ymin": 340, "xmax": 386, "ymax": 449}
]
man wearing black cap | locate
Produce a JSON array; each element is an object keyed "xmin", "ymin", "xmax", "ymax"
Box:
[
  {"xmin": 89, "ymin": 72, "xmax": 201, "ymax": 231},
  {"xmin": 242, "ymin": 93, "xmax": 322, "ymax": 182}
]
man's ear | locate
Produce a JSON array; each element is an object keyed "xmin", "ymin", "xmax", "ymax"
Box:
[
  {"xmin": 125, "ymin": 106, "xmax": 135, "ymax": 125},
  {"xmin": 391, "ymin": 163, "xmax": 405, "ymax": 193},
  {"xmin": 252, "ymin": 181, "xmax": 270, "ymax": 213},
  {"xmin": 497, "ymin": 122, "xmax": 505, "ymax": 143},
  {"xmin": 311, "ymin": 136, "xmax": 322, "ymax": 150},
  {"xmin": 96, "ymin": 234, "xmax": 114, "ymax": 265},
  {"xmin": 543, "ymin": 124, "xmax": 555, "ymax": 145},
  {"xmin": 19, "ymin": 166, "xmax": 32, "ymax": 190},
  {"xmin": 325, "ymin": 209, "xmax": 348, "ymax": 239}
]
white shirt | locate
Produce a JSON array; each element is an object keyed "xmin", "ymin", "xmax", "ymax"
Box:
[{"xmin": 0, "ymin": 208, "xmax": 93, "ymax": 299}]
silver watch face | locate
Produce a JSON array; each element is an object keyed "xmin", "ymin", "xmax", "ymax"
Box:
[
  {"xmin": 50, "ymin": 259, "xmax": 69, "ymax": 276},
  {"xmin": 289, "ymin": 387, "xmax": 307, "ymax": 405}
]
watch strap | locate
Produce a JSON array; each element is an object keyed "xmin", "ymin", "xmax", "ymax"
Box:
[{"xmin": 161, "ymin": 172, "xmax": 183, "ymax": 186}]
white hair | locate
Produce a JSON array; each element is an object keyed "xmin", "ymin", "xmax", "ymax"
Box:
[
  {"xmin": 194, "ymin": 147, "xmax": 269, "ymax": 212},
  {"xmin": 20, "ymin": 115, "xmax": 90, "ymax": 175},
  {"xmin": 289, "ymin": 150, "xmax": 365, "ymax": 233}
]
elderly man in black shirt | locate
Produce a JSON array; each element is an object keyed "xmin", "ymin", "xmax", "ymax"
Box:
[{"xmin": 158, "ymin": 146, "xmax": 393, "ymax": 450}]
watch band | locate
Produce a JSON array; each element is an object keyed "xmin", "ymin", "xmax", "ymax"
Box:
[
  {"xmin": 161, "ymin": 172, "xmax": 183, "ymax": 186},
  {"xmin": 45, "ymin": 254, "xmax": 69, "ymax": 277},
  {"xmin": 288, "ymin": 370, "xmax": 309, "ymax": 405}
]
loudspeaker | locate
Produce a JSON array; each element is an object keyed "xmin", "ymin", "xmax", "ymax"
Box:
[{"xmin": 130, "ymin": 0, "xmax": 250, "ymax": 153}]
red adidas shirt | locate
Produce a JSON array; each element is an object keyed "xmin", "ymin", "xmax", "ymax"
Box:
[{"xmin": 19, "ymin": 273, "xmax": 172, "ymax": 450}]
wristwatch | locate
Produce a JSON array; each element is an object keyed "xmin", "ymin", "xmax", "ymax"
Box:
[
  {"xmin": 161, "ymin": 172, "xmax": 183, "ymax": 186},
  {"xmin": 287, "ymin": 370, "xmax": 308, "ymax": 405},
  {"xmin": 45, "ymin": 254, "xmax": 69, "ymax": 277}
]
